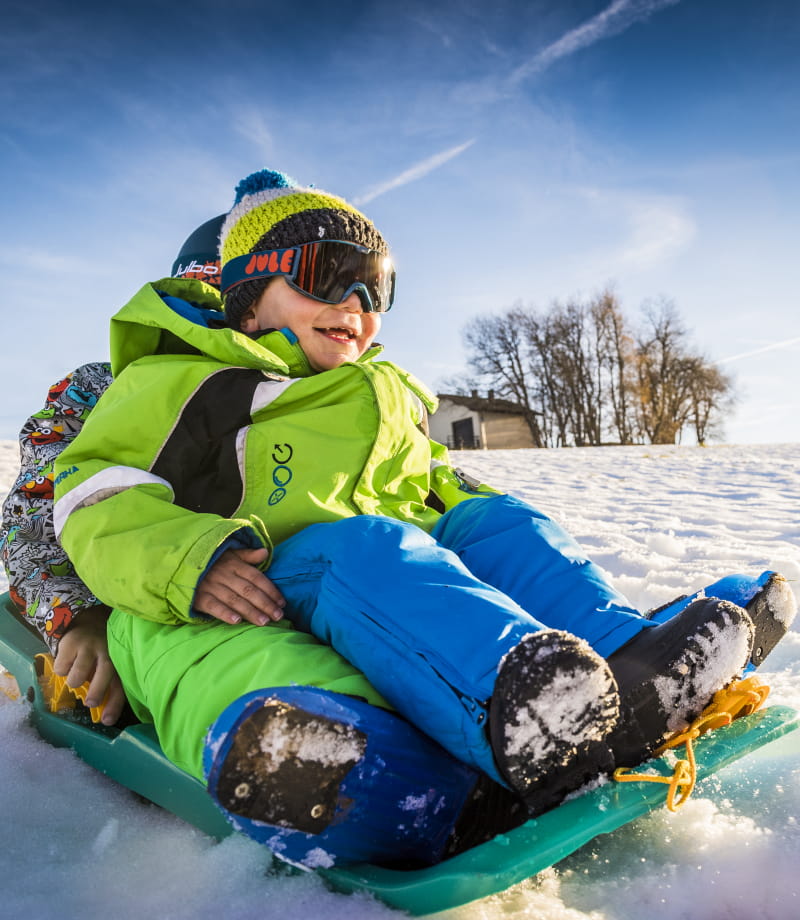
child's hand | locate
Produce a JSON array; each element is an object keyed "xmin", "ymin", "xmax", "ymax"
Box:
[
  {"xmin": 53, "ymin": 608, "xmax": 127, "ymax": 726},
  {"xmin": 195, "ymin": 547, "xmax": 286, "ymax": 626}
]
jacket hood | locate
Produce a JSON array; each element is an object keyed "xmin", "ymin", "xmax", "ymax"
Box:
[{"xmin": 108, "ymin": 277, "xmax": 383, "ymax": 380}]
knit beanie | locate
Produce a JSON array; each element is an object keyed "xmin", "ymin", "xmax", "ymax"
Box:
[{"xmin": 219, "ymin": 168, "xmax": 389, "ymax": 329}]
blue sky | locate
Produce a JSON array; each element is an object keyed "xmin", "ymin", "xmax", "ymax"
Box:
[{"xmin": 2, "ymin": 0, "xmax": 798, "ymax": 443}]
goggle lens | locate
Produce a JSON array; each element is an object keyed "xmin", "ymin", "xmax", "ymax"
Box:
[{"xmin": 221, "ymin": 240, "xmax": 395, "ymax": 312}]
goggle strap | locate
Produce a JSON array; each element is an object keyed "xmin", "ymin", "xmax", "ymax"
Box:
[{"xmin": 221, "ymin": 248, "xmax": 299, "ymax": 294}]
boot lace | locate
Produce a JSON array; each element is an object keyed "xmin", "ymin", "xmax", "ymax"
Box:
[{"xmin": 613, "ymin": 676, "xmax": 770, "ymax": 811}]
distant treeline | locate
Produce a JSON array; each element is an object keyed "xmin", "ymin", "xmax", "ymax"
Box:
[{"xmin": 448, "ymin": 290, "xmax": 735, "ymax": 447}]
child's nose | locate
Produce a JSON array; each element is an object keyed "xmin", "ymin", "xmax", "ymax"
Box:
[{"xmin": 339, "ymin": 291, "xmax": 365, "ymax": 312}]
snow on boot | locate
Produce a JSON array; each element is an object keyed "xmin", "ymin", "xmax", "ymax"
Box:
[
  {"xmin": 204, "ymin": 685, "xmax": 485, "ymax": 868},
  {"xmin": 743, "ymin": 572, "xmax": 796, "ymax": 667},
  {"xmin": 646, "ymin": 573, "xmax": 774, "ymax": 623},
  {"xmin": 608, "ymin": 597, "xmax": 754, "ymax": 768},
  {"xmin": 489, "ymin": 631, "xmax": 620, "ymax": 816},
  {"xmin": 647, "ymin": 571, "xmax": 796, "ymax": 669}
]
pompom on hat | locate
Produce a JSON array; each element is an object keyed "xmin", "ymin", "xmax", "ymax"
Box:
[
  {"xmin": 219, "ymin": 168, "xmax": 388, "ymax": 261},
  {"xmin": 219, "ymin": 168, "xmax": 390, "ymax": 329}
]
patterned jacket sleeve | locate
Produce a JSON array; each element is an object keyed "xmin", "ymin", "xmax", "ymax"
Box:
[{"xmin": 1, "ymin": 362, "xmax": 114, "ymax": 653}]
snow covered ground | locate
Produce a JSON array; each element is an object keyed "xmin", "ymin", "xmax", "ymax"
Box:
[{"xmin": 1, "ymin": 440, "xmax": 798, "ymax": 919}]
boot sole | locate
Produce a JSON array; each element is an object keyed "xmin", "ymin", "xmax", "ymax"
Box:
[
  {"xmin": 746, "ymin": 573, "xmax": 797, "ymax": 667},
  {"xmin": 489, "ymin": 632, "xmax": 619, "ymax": 815},
  {"xmin": 214, "ymin": 697, "xmax": 367, "ymax": 834}
]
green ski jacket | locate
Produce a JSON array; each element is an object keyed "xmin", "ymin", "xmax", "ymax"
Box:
[{"xmin": 54, "ymin": 278, "xmax": 494, "ymax": 625}]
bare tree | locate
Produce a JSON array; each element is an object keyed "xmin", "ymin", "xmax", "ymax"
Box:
[
  {"xmin": 689, "ymin": 360, "xmax": 736, "ymax": 446},
  {"xmin": 632, "ymin": 299, "xmax": 736, "ymax": 445},
  {"xmin": 591, "ymin": 291, "xmax": 637, "ymax": 444},
  {"xmin": 523, "ymin": 295, "xmax": 629, "ymax": 446},
  {"xmin": 633, "ymin": 301, "xmax": 696, "ymax": 444},
  {"xmin": 545, "ymin": 302, "xmax": 601, "ymax": 446},
  {"xmin": 461, "ymin": 308, "xmax": 545, "ymax": 446},
  {"xmin": 452, "ymin": 293, "xmax": 735, "ymax": 448},
  {"xmin": 521, "ymin": 310, "xmax": 572, "ymax": 446}
]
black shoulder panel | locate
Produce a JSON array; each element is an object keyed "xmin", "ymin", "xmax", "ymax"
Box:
[{"xmin": 151, "ymin": 368, "xmax": 265, "ymax": 517}]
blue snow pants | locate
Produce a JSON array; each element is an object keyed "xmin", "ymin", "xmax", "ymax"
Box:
[{"xmin": 266, "ymin": 493, "xmax": 650, "ymax": 782}]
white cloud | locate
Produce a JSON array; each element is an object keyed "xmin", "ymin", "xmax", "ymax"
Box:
[
  {"xmin": 617, "ymin": 198, "xmax": 696, "ymax": 268},
  {"xmin": 353, "ymin": 139, "xmax": 476, "ymax": 205},
  {"xmin": 231, "ymin": 106, "xmax": 274, "ymax": 154},
  {"xmin": 508, "ymin": 0, "xmax": 681, "ymax": 86},
  {"xmin": 574, "ymin": 187, "xmax": 696, "ymax": 272},
  {"xmin": 1, "ymin": 247, "xmax": 101, "ymax": 276},
  {"xmin": 408, "ymin": 11, "xmax": 454, "ymax": 48}
]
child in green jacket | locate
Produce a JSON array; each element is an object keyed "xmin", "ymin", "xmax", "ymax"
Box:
[{"xmin": 53, "ymin": 168, "xmax": 784, "ymax": 868}]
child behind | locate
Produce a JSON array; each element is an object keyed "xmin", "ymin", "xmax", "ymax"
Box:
[{"xmin": 1, "ymin": 214, "xmax": 225, "ymax": 725}]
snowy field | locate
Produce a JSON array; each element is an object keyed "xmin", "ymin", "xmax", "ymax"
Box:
[{"xmin": 1, "ymin": 440, "xmax": 798, "ymax": 919}]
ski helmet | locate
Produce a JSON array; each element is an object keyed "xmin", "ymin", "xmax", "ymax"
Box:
[{"xmin": 170, "ymin": 213, "xmax": 225, "ymax": 288}]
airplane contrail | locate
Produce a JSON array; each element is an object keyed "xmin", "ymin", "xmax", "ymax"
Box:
[
  {"xmin": 354, "ymin": 140, "xmax": 476, "ymax": 205},
  {"xmin": 508, "ymin": 0, "xmax": 681, "ymax": 86},
  {"xmin": 719, "ymin": 336, "xmax": 800, "ymax": 364}
]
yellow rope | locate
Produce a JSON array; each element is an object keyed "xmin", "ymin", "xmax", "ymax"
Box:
[{"xmin": 613, "ymin": 677, "xmax": 770, "ymax": 811}]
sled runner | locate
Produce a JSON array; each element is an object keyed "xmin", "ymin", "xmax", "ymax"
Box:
[{"xmin": 1, "ymin": 589, "xmax": 798, "ymax": 916}]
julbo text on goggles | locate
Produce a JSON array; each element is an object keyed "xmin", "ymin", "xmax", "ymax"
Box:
[{"xmin": 221, "ymin": 240, "xmax": 396, "ymax": 313}]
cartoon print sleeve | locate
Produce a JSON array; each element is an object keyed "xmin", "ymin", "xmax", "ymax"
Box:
[{"xmin": 1, "ymin": 363, "xmax": 114, "ymax": 653}]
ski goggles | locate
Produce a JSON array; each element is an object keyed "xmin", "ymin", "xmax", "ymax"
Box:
[{"xmin": 221, "ymin": 239, "xmax": 396, "ymax": 313}]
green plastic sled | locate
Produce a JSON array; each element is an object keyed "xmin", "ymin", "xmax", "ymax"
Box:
[{"xmin": 1, "ymin": 590, "xmax": 798, "ymax": 916}]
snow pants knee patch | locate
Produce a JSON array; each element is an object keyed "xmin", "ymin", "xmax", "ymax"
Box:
[
  {"xmin": 204, "ymin": 685, "xmax": 480, "ymax": 868},
  {"xmin": 107, "ymin": 610, "xmax": 389, "ymax": 780}
]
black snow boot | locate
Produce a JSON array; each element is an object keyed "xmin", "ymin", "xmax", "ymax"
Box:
[
  {"xmin": 489, "ymin": 631, "xmax": 620, "ymax": 817},
  {"xmin": 442, "ymin": 775, "xmax": 528, "ymax": 857},
  {"xmin": 746, "ymin": 572, "xmax": 796, "ymax": 668},
  {"xmin": 608, "ymin": 597, "xmax": 754, "ymax": 767}
]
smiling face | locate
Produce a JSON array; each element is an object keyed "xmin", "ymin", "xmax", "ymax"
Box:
[{"xmin": 240, "ymin": 277, "xmax": 382, "ymax": 371}]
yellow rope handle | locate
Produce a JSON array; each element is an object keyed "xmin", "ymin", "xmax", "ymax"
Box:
[
  {"xmin": 35, "ymin": 653, "xmax": 107, "ymax": 724},
  {"xmin": 613, "ymin": 677, "xmax": 770, "ymax": 812}
]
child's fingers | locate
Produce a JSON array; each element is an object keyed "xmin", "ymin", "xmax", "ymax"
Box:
[
  {"xmin": 100, "ymin": 679, "xmax": 127, "ymax": 726},
  {"xmin": 52, "ymin": 647, "xmax": 78, "ymax": 677},
  {"xmin": 233, "ymin": 546, "xmax": 270, "ymax": 564},
  {"xmin": 84, "ymin": 659, "xmax": 126, "ymax": 723},
  {"xmin": 59, "ymin": 643, "xmax": 95, "ymax": 687},
  {"xmin": 230, "ymin": 547, "xmax": 285, "ymax": 605},
  {"xmin": 82, "ymin": 657, "xmax": 111, "ymax": 705},
  {"xmin": 196, "ymin": 551, "xmax": 285, "ymax": 624},
  {"xmin": 64, "ymin": 643, "xmax": 104, "ymax": 690},
  {"xmin": 234, "ymin": 559, "xmax": 286, "ymax": 608},
  {"xmin": 213, "ymin": 578, "xmax": 283, "ymax": 624}
]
